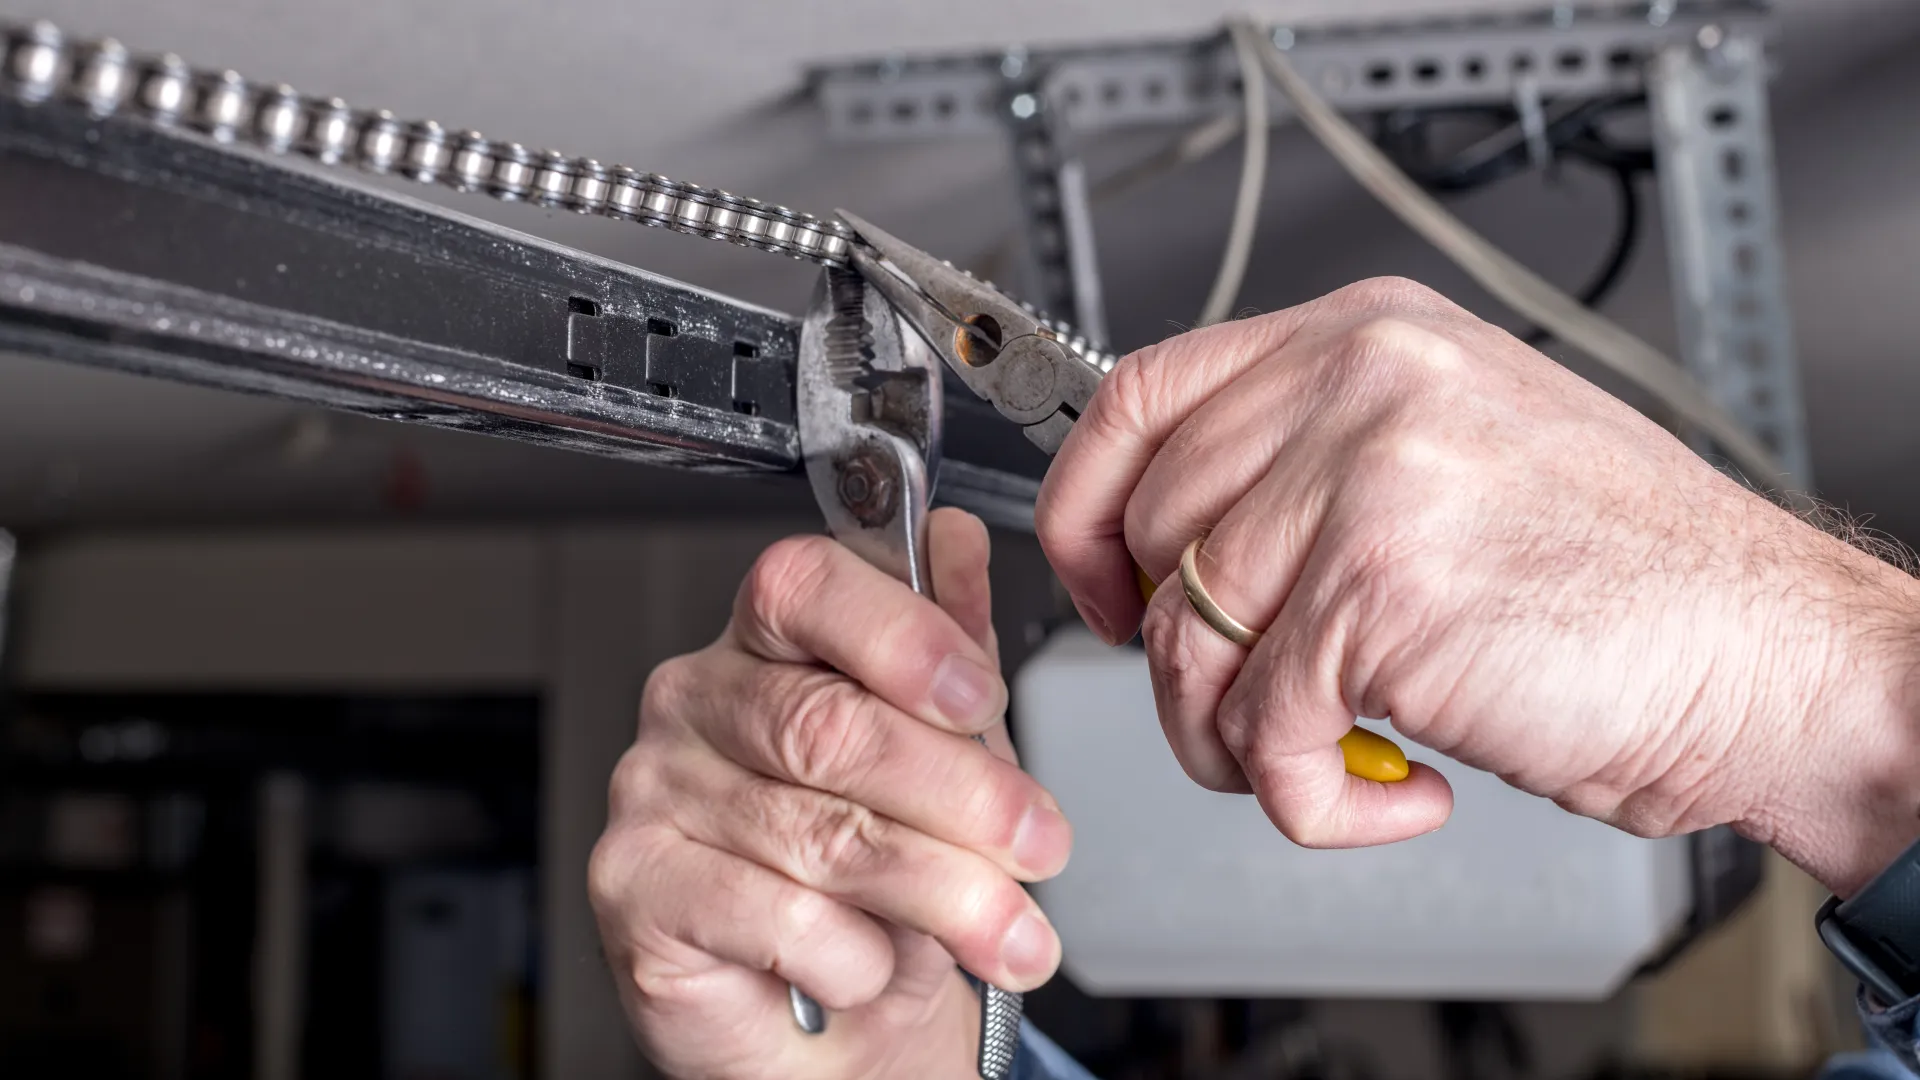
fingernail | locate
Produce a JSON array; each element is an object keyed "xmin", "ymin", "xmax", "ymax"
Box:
[
  {"xmin": 931, "ymin": 654, "xmax": 1003, "ymax": 729},
  {"xmin": 999, "ymin": 910, "xmax": 1058, "ymax": 983},
  {"xmin": 1071, "ymin": 597, "xmax": 1114, "ymax": 644},
  {"xmin": 1012, "ymin": 803, "xmax": 1072, "ymax": 878}
]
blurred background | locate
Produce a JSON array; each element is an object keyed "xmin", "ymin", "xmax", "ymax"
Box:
[{"xmin": 2, "ymin": 0, "xmax": 1918, "ymax": 1078}]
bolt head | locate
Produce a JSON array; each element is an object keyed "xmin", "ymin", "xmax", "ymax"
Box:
[{"xmin": 832, "ymin": 450, "xmax": 899, "ymax": 529}]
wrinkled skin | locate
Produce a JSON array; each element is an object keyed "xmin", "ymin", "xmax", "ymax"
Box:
[
  {"xmin": 1036, "ymin": 276, "xmax": 1920, "ymax": 893},
  {"xmin": 594, "ymin": 277, "xmax": 1920, "ymax": 1080},
  {"xmin": 591, "ymin": 510, "xmax": 1069, "ymax": 1080}
]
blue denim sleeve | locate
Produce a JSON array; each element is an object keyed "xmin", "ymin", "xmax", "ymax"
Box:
[
  {"xmin": 1833, "ymin": 986, "xmax": 1920, "ymax": 1080},
  {"xmin": 1009, "ymin": 1020, "xmax": 1102, "ymax": 1080},
  {"xmin": 1017, "ymin": 997, "xmax": 1920, "ymax": 1080}
]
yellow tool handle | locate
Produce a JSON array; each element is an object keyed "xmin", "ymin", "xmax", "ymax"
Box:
[{"xmin": 1133, "ymin": 564, "xmax": 1407, "ymax": 783}]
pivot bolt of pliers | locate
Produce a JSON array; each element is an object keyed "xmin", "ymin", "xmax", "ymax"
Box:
[{"xmin": 835, "ymin": 448, "xmax": 899, "ymax": 529}]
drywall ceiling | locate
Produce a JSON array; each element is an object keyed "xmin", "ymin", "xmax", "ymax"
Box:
[{"xmin": 4, "ymin": 0, "xmax": 1920, "ymax": 537}]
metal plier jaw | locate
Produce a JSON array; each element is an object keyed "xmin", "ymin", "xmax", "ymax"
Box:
[
  {"xmin": 836, "ymin": 210, "xmax": 1103, "ymax": 457},
  {"xmin": 793, "ymin": 220, "xmax": 1037, "ymax": 1080},
  {"xmin": 796, "ymin": 266, "xmax": 942, "ymax": 593}
]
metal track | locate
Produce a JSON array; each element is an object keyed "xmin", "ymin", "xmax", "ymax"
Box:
[
  {"xmin": 0, "ymin": 93, "xmax": 1053, "ymax": 527},
  {"xmin": 0, "ymin": 17, "xmax": 1114, "ymax": 375}
]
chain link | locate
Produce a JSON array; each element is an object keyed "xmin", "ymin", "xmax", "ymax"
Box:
[
  {"xmin": 1, "ymin": 18, "xmax": 857, "ymax": 266},
  {"xmin": 1, "ymin": 17, "xmax": 1116, "ymax": 374}
]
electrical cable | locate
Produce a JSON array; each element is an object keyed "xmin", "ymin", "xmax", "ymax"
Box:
[
  {"xmin": 1236, "ymin": 15, "xmax": 1801, "ymax": 499},
  {"xmin": 1521, "ymin": 161, "xmax": 1641, "ymax": 347},
  {"xmin": 1097, "ymin": 110, "xmax": 1245, "ymax": 205},
  {"xmin": 1381, "ymin": 96, "xmax": 1644, "ymax": 193},
  {"xmin": 1197, "ymin": 23, "xmax": 1271, "ymax": 327},
  {"xmin": 1372, "ymin": 99, "xmax": 1651, "ymax": 348}
]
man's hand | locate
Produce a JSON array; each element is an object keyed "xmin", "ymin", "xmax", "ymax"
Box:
[
  {"xmin": 1036, "ymin": 276, "xmax": 1920, "ymax": 895},
  {"xmin": 590, "ymin": 509, "xmax": 1069, "ymax": 1080}
]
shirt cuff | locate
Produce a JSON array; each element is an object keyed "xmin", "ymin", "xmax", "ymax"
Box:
[
  {"xmin": 1856, "ymin": 983, "xmax": 1920, "ymax": 1076},
  {"xmin": 1009, "ymin": 1019, "xmax": 1102, "ymax": 1080}
]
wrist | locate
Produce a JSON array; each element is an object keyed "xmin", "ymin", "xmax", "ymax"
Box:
[{"xmin": 1734, "ymin": 521, "xmax": 1920, "ymax": 896}]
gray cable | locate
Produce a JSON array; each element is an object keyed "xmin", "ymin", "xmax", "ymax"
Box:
[
  {"xmin": 1236, "ymin": 16, "xmax": 1801, "ymax": 501},
  {"xmin": 1197, "ymin": 23, "xmax": 1271, "ymax": 327}
]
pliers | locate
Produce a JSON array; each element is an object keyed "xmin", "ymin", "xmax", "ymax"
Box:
[
  {"xmin": 792, "ymin": 229, "xmax": 1027, "ymax": 1080},
  {"xmin": 836, "ymin": 210, "xmax": 1106, "ymax": 459}
]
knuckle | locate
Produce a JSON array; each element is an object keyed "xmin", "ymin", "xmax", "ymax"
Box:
[
  {"xmin": 1141, "ymin": 594, "xmax": 1213, "ymax": 693},
  {"xmin": 772, "ymin": 881, "xmax": 839, "ymax": 956},
  {"xmin": 953, "ymin": 878, "xmax": 1017, "ymax": 950},
  {"xmin": 1097, "ymin": 347, "xmax": 1162, "ymax": 432},
  {"xmin": 791, "ymin": 795, "xmax": 891, "ymax": 886},
  {"xmin": 637, "ymin": 656, "xmax": 689, "ymax": 733},
  {"xmin": 1079, "ymin": 344, "xmax": 1176, "ymax": 451},
  {"xmin": 1361, "ymin": 426, "xmax": 1455, "ymax": 483},
  {"xmin": 774, "ymin": 677, "xmax": 881, "ymax": 790},
  {"xmin": 1339, "ymin": 316, "xmax": 1468, "ymax": 382},
  {"xmin": 744, "ymin": 534, "xmax": 838, "ymax": 638},
  {"xmin": 1340, "ymin": 275, "xmax": 1448, "ymax": 316},
  {"xmin": 585, "ymin": 830, "xmax": 628, "ymax": 914},
  {"xmin": 604, "ymin": 743, "xmax": 653, "ymax": 821},
  {"xmin": 955, "ymin": 769, "xmax": 1024, "ymax": 850},
  {"xmin": 587, "ymin": 823, "xmax": 662, "ymax": 916}
]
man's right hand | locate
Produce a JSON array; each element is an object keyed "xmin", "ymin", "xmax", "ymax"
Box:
[
  {"xmin": 1033, "ymin": 276, "xmax": 1920, "ymax": 897},
  {"xmin": 589, "ymin": 509, "xmax": 1070, "ymax": 1080}
]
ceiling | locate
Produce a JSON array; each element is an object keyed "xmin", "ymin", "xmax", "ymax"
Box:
[{"xmin": 5, "ymin": 0, "xmax": 1920, "ymax": 539}]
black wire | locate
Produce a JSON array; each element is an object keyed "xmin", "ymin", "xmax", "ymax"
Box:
[
  {"xmin": 1372, "ymin": 99, "xmax": 1652, "ymax": 349},
  {"xmin": 1376, "ymin": 95, "xmax": 1645, "ymax": 192},
  {"xmin": 1521, "ymin": 160, "xmax": 1641, "ymax": 348}
]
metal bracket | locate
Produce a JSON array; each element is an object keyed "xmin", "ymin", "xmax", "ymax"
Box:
[
  {"xmin": 1649, "ymin": 28, "xmax": 1811, "ymax": 487},
  {"xmin": 998, "ymin": 57, "xmax": 1109, "ymax": 348},
  {"xmin": 811, "ymin": 3, "xmax": 1771, "ymax": 142}
]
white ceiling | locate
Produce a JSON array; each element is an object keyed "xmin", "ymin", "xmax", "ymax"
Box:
[{"xmin": 5, "ymin": 0, "xmax": 1920, "ymax": 536}]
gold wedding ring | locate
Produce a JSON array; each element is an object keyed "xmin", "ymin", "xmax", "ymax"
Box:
[{"xmin": 1178, "ymin": 536, "xmax": 1264, "ymax": 648}]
